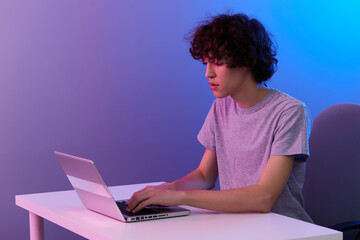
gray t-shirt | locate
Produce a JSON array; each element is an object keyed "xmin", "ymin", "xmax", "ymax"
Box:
[{"xmin": 197, "ymin": 89, "xmax": 313, "ymax": 222}]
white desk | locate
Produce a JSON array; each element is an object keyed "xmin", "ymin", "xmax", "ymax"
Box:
[{"xmin": 16, "ymin": 182, "xmax": 342, "ymax": 240}]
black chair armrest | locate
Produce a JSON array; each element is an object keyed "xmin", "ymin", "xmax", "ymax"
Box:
[{"xmin": 331, "ymin": 221, "xmax": 360, "ymax": 232}]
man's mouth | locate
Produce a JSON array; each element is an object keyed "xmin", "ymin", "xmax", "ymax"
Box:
[{"xmin": 209, "ymin": 82, "xmax": 219, "ymax": 90}]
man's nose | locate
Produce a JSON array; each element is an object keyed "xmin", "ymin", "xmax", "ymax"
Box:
[{"xmin": 205, "ymin": 64, "xmax": 216, "ymax": 79}]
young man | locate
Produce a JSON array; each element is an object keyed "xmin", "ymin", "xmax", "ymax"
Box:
[{"xmin": 126, "ymin": 13, "xmax": 313, "ymax": 222}]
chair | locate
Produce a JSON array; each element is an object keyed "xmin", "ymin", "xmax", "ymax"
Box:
[{"xmin": 302, "ymin": 103, "xmax": 360, "ymax": 240}]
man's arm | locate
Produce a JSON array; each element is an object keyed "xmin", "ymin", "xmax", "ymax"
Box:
[
  {"xmin": 164, "ymin": 149, "xmax": 218, "ymax": 191},
  {"xmin": 126, "ymin": 149, "xmax": 218, "ymax": 211},
  {"xmin": 126, "ymin": 152, "xmax": 294, "ymax": 214},
  {"xmin": 182, "ymin": 155, "xmax": 294, "ymax": 213}
]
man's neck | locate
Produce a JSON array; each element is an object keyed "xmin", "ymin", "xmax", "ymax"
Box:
[{"xmin": 231, "ymin": 83, "xmax": 269, "ymax": 109}]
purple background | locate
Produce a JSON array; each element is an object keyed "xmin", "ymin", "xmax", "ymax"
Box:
[{"xmin": 1, "ymin": 0, "xmax": 359, "ymax": 239}]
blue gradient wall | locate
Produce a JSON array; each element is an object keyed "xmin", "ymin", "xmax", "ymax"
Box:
[{"xmin": 0, "ymin": 0, "xmax": 359, "ymax": 239}]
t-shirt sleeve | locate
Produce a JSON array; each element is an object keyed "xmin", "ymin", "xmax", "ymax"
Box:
[
  {"xmin": 197, "ymin": 101, "xmax": 217, "ymax": 152},
  {"xmin": 270, "ymin": 103, "xmax": 312, "ymax": 162}
]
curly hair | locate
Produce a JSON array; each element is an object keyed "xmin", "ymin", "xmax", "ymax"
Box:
[{"xmin": 189, "ymin": 13, "xmax": 278, "ymax": 83}]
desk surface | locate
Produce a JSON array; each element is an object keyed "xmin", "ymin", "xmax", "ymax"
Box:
[{"xmin": 16, "ymin": 182, "xmax": 342, "ymax": 240}]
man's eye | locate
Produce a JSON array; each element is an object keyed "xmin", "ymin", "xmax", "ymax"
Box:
[{"xmin": 213, "ymin": 59, "xmax": 224, "ymax": 66}]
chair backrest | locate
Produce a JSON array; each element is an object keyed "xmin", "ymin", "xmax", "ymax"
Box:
[{"xmin": 302, "ymin": 103, "xmax": 360, "ymax": 227}]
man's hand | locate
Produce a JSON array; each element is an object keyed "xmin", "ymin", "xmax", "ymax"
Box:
[{"xmin": 126, "ymin": 184, "xmax": 185, "ymax": 213}]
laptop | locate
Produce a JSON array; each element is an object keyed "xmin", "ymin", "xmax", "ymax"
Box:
[{"xmin": 54, "ymin": 151, "xmax": 190, "ymax": 222}]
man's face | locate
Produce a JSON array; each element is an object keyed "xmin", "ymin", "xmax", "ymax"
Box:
[{"xmin": 204, "ymin": 58, "xmax": 250, "ymax": 99}]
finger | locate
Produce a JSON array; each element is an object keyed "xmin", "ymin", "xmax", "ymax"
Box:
[
  {"xmin": 126, "ymin": 189, "xmax": 153, "ymax": 212},
  {"xmin": 126, "ymin": 194, "xmax": 144, "ymax": 212},
  {"xmin": 127, "ymin": 186, "xmax": 154, "ymax": 203},
  {"xmin": 126, "ymin": 187, "xmax": 149, "ymax": 207},
  {"xmin": 132, "ymin": 198, "xmax": 152, "ymax": 213},
  {"xmin": 125, "ymin": 194, "xmax": 137, "ymax": 211}
]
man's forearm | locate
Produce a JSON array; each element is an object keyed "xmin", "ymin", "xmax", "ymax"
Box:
[
  {"xmin": 165, "ymin": 169, "xmax": 216, "ymax": 191},
  {"xmin": 177, "ymin": 155, "xmax": 293, "ymax": 213},
  {"xmin": 181, "ymin": 185, "xmax": 274, "ymax": 213}
]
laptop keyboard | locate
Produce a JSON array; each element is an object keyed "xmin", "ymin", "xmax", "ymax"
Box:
[{"xmin": 116, "ymin": 201, "xmax": 158, "ymax": 216}]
